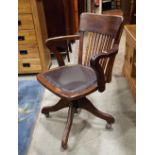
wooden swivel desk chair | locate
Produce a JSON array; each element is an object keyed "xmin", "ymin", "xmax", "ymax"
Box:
[{"xmin": 37, "ymin": 13, "xmax": 124, "ymax": 149}]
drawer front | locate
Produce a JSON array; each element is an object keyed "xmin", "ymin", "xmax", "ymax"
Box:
[
  {"xmin": 18, "ymin": 30, "xmax": 37, "ymax": 45},
  {"xmin": 18, "ymin": 58, "xmax": 42, "ymax": 73},
  {"xmin": 18, "ymin": 14, "xmax": 34, "ymax": 30},
  {"xmin": 18, "ymin": 0, "xmax": 31, "ymax": 13},
  {"xmin": 18, "ymin": 45, "xmax": 39, "ymax": 59}
]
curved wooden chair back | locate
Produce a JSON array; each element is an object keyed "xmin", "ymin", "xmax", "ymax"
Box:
[{"xmin": 78, "ymin": 13, "xmax": 123, "ymax": 83}]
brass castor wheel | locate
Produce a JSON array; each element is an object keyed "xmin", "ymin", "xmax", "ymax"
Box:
[{"xmin": 105, "ymin": 123, "xmax": 112, "ymax": 129}]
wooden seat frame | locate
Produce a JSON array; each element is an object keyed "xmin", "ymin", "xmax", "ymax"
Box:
[{"xmin": 37, "ymin": 13, "xmax": 124, "ymax": 150}]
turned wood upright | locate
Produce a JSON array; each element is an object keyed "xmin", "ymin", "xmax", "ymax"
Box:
[{"xmin": 37, "ymin": 13, "xmax": 124, "ymax": 150}]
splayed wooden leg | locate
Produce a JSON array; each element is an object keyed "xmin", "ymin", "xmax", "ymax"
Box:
[
  {"xmin": 42, "ymin": 99, "xmax": 70, "ymax": 117},
  {"xmin": 61, "ymin": 104, "xmax": 75, "ymax": 149},
  {"xmin": 78, "ymin": 97, "xmax": 115, "ymax": 124}
]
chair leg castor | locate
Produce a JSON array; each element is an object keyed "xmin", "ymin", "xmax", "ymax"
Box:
[
  {"xmin": 105, "ymin": 123, "xmax": 112, "ymax": 129},
  {"xmin": 42, "ymin": 109, "xmax": 50, "ymax": 118},
  {"xmin": 61, "ymin": 142, "xmax": 68, "ymax": 150},
  {"xmin": 45, "ymin": 113, "xmax": 50, "ymax": 118}
]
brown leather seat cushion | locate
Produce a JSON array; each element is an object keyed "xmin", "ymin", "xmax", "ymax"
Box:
[{"xmin": 37, "ymin": 65, "xmax": 97, "ymax": 99}]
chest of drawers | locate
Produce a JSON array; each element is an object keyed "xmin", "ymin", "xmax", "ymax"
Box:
[
  {"xmin": 123, "ymin": 25, "xmax": 136, "ymax": 98},
  {"xmin": 18, "ymin": 0, "xmax": 50, "ymax": 74}
]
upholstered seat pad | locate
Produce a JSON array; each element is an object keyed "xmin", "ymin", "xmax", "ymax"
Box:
[{"xmin": 38, "ymin": 65, "xmax": 97, "ymax": 98}]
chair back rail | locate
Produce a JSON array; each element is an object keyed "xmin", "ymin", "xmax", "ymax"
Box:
[{"xmin": 78, "ymin": 13, "xmax": 123, "ymax": 83}]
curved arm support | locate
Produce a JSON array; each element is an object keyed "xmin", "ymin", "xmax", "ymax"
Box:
[
  {"xmin": 90, "ymin": 44, "xmax": 119, "ymax": 92},
  {"xmin": 45, "ymin": 35, "xmax": 80, "ymax": 67},
  {"xmin": 45, "ymin": 34, "xmax": 80, "ymax": 47}
]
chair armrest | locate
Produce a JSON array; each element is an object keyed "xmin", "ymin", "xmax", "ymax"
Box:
[
  {"xmin": 90, "ymin": 44, "xmax": 119, "ymax": 92},
  {"xmin": 45, "ymin": 34, "xmax": 80, "ymax": 47},
  {"xmin": 90, "ymin": 44, "xmax": 118, "ymax": 63},
  {"xmin": 45, "ymin": 34, "xmax": 80, "ymax": 67}
]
